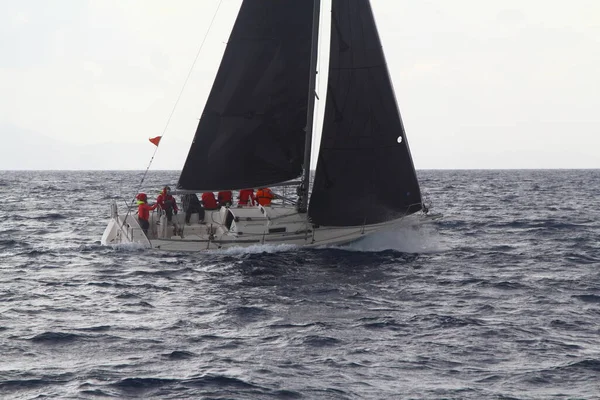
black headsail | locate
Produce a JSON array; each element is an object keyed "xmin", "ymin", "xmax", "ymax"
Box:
[
  {"xmin": 308, "ymin": 0, "xmax": 422, "ymax": 226},
  {"xmin": 177, "ymin": 1, "xmax": 313, "ymax": 191}
]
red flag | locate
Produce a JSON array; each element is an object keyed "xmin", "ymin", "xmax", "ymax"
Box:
[{"xmin": 149, "ymin": 136, "xmax": 161, "ymax": 146}]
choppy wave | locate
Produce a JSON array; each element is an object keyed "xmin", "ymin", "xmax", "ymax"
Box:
[{"xmin": 0, "ymin": 170, "xmax": 599, "ymax": 399}]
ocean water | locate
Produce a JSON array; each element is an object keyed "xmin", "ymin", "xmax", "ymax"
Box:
[{"xmin": 1, "ymin": 169, "xmax": 599, "ymax": 399}]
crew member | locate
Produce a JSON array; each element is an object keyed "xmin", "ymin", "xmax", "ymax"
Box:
[
  {"xmin": 157, "ymin": 186, "xmax": 180, "ymax": 235},
  {"xmin": 256, "ymin": 187, "xmax": 275, "ymax": 206},
  {"xmin": 182, "ymin": 193, "xmax": 204, "ymax": 224},
  {"xmin": 156, "ymin": 186, "xmax": 179, "ymax": 222},
  {"xmin": 136, "ymin": 193, "xmax": 157, "ymax": 236},
  {"xmin": 201, "ymin": 192, "xmax": 219, "ymax": 210},
  {"xmin": 237, "ymin": 188, "xmax": 256, "ymax": 207},
  {"xmin": 217, "ymin": 190, "xmax": 233, "ymax": 207}
]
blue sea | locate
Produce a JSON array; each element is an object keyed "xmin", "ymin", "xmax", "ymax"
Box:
[{"xmin": 1, "ymin": 169, "xmax": 599, "ymax": 399}]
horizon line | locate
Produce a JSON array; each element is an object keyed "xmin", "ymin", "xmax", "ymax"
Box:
[{"xmin": 2, "ymin": 168, "xmax": 600, "ymax": 172}]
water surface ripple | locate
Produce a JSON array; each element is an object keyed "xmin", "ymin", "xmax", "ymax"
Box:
[{"xmin": 0, "ymin": 170, "xmax": 599, "ymax": 399}]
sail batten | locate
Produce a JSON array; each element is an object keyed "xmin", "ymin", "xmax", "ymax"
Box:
[
  {"xmin": 177, "ymin": 1, "xmax": 314, "ymax": 192},
  {"xmin": 308, "ymin": 0, "xmax": 422, "ymax": 226}
]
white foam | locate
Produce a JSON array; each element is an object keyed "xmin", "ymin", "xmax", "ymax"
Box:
[
  {"xmin": 109, "ymin": 242, "xmax": 148, "ymax": 252},
  {"xmin": 215, "ymin": 243, "xmax": 299, "ymax": 255},
  {"xmin": 342, "ymin": 223, "xmax": 448, "ymax": 254}
]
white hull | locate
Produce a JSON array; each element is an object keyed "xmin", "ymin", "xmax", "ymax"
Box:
[{"xmin": 101, "ymin": 201, "xmax": 426, "ymax": 252}]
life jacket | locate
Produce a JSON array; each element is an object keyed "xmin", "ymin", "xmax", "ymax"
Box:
[
  {"xmin": 201, "ymin": 192, "xmax": 218, "ymax": 209},
  {"xmin": 238, "ymin": 189, "xmax": 255, "ymax": 206},
  {"xmin": 256, "ymin": 188, "xmax": 274, "ymax": 206},
  {"xmin": 217, "ymin": 191, "xmax": 233, "ymax": 206}
]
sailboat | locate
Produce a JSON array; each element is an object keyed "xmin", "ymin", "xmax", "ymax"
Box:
[{"xmin": 101, "ymin": 0, "xmax": 428, "ymax": 252}]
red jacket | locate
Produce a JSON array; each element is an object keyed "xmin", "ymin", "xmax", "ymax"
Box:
[
  {"xmin": 201, "ymin": 192, "xmax": 218, "ymax": 209},
  {"xmin": 156, "ymin": 191, "xmax": 178, "ymax": 212},
  {"xmin": 238, "ymin": 189, "xmax": 255, "ymax": 206},
  {"xmin": 217, "ymin": 191, "xmax": 232, "ymax": 206},
  {"xmin": 138, "ymin": 202, "xmax": 157, "ymax": 221}
]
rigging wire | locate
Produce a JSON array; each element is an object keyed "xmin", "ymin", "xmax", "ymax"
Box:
[
  {"xmin": 140, "ymin": 1, "xmax": 223, "ymax": 189},
  {"xmin": 136, "ymin": 0, "xmax": 224, "ymax": 191},
  {"xmin": 123, "ymin": 0, "xmax": 224, "ymax": 221}
]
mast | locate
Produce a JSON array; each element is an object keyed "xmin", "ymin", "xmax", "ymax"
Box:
[{"xmin": 298, "ymin": 0, "xmax": 321, "ymax": 213}]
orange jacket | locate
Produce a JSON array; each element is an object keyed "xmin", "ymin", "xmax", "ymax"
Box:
[
  {"xmin": 256, "ymin": 188, "xmax": 275, "ymax": 206},
  {"xmin": 138, "ymin": 202, "xmax": 157, "ymax": 221}
]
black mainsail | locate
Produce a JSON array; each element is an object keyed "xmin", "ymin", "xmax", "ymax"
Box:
[
  {"xmin": 177, "ymin": 1, "xmax": 313, "ymax": 191},
  {"xmin": 308, "ymin": 0, "xmax": 422, "ymax": 226}
]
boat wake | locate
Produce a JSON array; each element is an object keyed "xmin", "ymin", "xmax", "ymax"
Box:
[
  {"xmin": 216, "ymin": 243, "xmax": 300, "ymax": 255},
  {"xmin": 108, "ymin": 242, "xmax": 148, "ymax": 252}
]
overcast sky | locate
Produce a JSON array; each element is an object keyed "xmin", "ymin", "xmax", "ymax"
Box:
[{"xmin": 1, "ymin": 0, "xmax": 599, "ymax": 170}]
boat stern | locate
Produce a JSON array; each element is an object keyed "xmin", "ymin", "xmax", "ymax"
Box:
[
  {"xmin": 100, "ymin": 201, "xmax": 151, "ymax": 248},
  {"xmin": 100, "ymin": 216, "xmax": 120, "ymax": 245}
]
